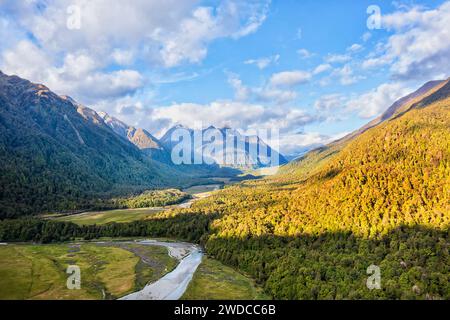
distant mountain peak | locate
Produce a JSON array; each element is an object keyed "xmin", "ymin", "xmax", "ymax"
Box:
[
  {"xmin": 160, "ymin": 124, "xmax": 287, "ymax": 169},
  {"xmin": 99, "ymin": 111, "xmax": 164, "ymax": 152}
]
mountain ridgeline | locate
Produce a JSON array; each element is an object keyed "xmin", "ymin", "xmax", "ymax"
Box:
[
  {"xmin": 0, "ymin": 71, "xmax": 185, "ymax": 217},
  {"xmin": 0, "ymin": 71, "xmax": 283, "ymax": 218},
  {"xmin": 278, "ymin": 78, "xmax": 450, "ymax": 180},
  {"xmin": 98, "ymin": 111, "xmax": 169, "ymax": 162}
]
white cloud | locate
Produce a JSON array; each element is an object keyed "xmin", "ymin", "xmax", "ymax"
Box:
[
  {"xmin": 297, "ymin": 48, "xmax": 314, "ymax": 59},
  {"xmin": 278, "ymin": 131, "xmax": 348, "ymax": 156},
  {"xmin": 61, "ymin": 53, "xmax": 98, "ymax": 79},
  {"xmin": 226, "ymin": 69, "xmax": 315, "ymax": 105},
  {"xmin": 314, "ymin": 94, "xmax": 345, "ymax": 111},
  {"xmin": 346, "ymin": 82, "xmax": 411, "ymax": 118},
  {"xmin": 0, "ymin": 0, "xmax": 269, "ymax": 104},
  {"xmin": 313, "ymin": 64, "xmax": 332, "ymax": 75},
  {"xmin": 254, "ymin": 88, "xmax": 298, "ymax": 104},
  {"xmin": 227, "ymin": 72, "xmax": 298, "ymax": 104},
  {"xmin": 331, "ymin": 64, "xmax": 364, "ymax": 86},
  {"xmin": 325, "ymin": 54, "xmax": 351, "ymax": 64},
  {"xmin": 362, "ymin": 2, "xmax": 450, "ymax": 80},
  {"xmin": 269, "ymin": 70, "xmax": 312, "ymax": 87},
  {"xmin": 144, "ymin": 101, "xmax": 318, "ymax": 137},
  {"xmin": 1, "ymin": 40, "xmax": 52, "ymax": 81},
  {"xmin": 151, "ymin": 71, "xmax": 201, "ymax": 84},
  {"xmin": 362, "ymin": 32, "xmax": 372, "ymax": 42},
  {"xmin": 227, "ymin": 72, "xmax": 251, "ymax": 101},
  {"xmin": 361, "ymin": 55, "xmax": 392, "ymax": 69},
  {"xmin": 244, "ymin": 54, "xmax": 280, "ymax": 69},
  {"xmin": 1, "ymin": 41, "xmax": 144, "ymax": 103},
  {"xmin": 347, "ymin": 44, "xmax": 363, "ymax": 53},
  {"xmin": 77, "ymin": 70, "xmax": 144, "ymax": 101},
  {"xmin": 112, "ymin": 49, "xmax": 135, "ymax": 66},
  {"xmin": 18, "ymin": 0, "xmax": 267, "ymax": 67},
  {"xmin": 231, "ymin": 1, "xmax": 270, "ymax": 38}
]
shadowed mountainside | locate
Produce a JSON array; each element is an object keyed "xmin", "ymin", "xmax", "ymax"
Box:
[{"xmin": 0, "ymin": 71, "xmax": 197, "ymax": 217}]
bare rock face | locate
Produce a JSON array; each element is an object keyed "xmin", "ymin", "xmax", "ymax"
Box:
[
  {"xmin": 128, "ymin": 128, "xmax": 162, "ymax": 150},
  {"xmin": 98, "ymin": 111, "xmax": 164, "ymax": 151},
  {"xmin": 97, "ymin": 111, "xmax": 169, "ymax": 161}
]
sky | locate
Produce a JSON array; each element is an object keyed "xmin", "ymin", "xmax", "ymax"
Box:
[{"xmin": 0, "ymin": 0, "xmax": 449, "ymax": 156}]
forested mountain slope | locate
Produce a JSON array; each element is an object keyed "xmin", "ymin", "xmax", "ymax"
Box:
[
  {"xmin": 0, "ymin": 71, "xmax": 187, "ymax": 218},
  {"xmin": 278, "ymin": 79, "xmax": 449, "ymax": 181},
  {"xmin": 151, "ymin": 80, "xmax": 450, "ymax": 299}
]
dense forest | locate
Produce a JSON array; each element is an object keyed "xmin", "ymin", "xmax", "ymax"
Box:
[
  {"xmin": 0, "ymin": 72, "xmax": 181, "ymax": 218},
  {"xmin": 192, "ymin": 96, "xmax": 449, "ymax": 299},
  {"xmin": 39, "ymin": 189, "xmax": 193, "ymax": 215},
  {"xmin": 0, "ymin": 72, "xmax": 227, "ymax": 218},
  {"xmin": 116, "ymin": 189, "xmax": 191, "ymax": 208},
  {"xmin": 1, "ymin": 93, "xmax": 448, "ymax": 299}
]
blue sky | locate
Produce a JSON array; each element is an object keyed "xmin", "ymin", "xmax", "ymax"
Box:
[{"xmin": 1, "ymin": 0, "xmax": 449, "ymax": 155}]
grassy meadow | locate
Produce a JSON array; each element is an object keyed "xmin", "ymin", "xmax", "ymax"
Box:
[
  {"xmin": 182, "ymin": 257, "xmax": 269, "ymax": 300},
  {"xmin": 0, "ymin": 243, "xmax": 176, "ymax": 300},
  {"xmin": 182, "ymin": 184, "xmax": 223, "ymax": 195},
  {"xmin": 54, "ymin": 208, "xmax": 163, "ymax": 225}
]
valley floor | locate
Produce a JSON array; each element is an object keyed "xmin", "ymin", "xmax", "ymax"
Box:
[
  {"xmin": 52, "ymin": 183, "xmax": 226, "ymax": 226},
  {"xmin": 53, "ymin": 208, "xmax": 163, "ymax": 225},
  {"xmin": 0, "ymin": 241, "xmax": 265, "ymax": 300},
  {"xmin": 0, "ymin": 181, "xmax": 267, "ymax": 300},
  {"xmin": 0, "ymin": 242, "xmax": 176, "ymax": 299}
]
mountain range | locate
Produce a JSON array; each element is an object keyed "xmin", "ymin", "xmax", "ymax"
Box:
[
  {"xmin": 0, "ymin": 71, "xmax": 187, "ymax": 217},
  {"xmin": 98, "ymin": 111, "xmax": 170, "ymax": 162},
  {"xmin": 1, "ymin": 69, "xmax": 448, "ymax": 218},
  {"xmin": 0, "ymin": 71, "xmax": 284, "ymax": 217},
  {"xmin": 159, "ymin": 125, "xmax": 288, "ymax": 169}
]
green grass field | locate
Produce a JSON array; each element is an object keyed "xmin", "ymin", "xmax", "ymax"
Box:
[
  {"xmin": 54, "ymin": 208, "xmax": 162, "ymax": 225},
  {"xmin": 181, "ymin": 257, "xmax": 269, "ymax": 300},
  {"xmin": 0, "ymin": 243, "xmax": 176, "ymax": 300},
  {"xmin": 182, "ymin": 184, "xmax": 222, "ymax": 195}
]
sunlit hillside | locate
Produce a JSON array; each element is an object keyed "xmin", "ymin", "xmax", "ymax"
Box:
[{"xmin": 153, "ymin": 84, "xmax": 450, "ymax": 299}]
